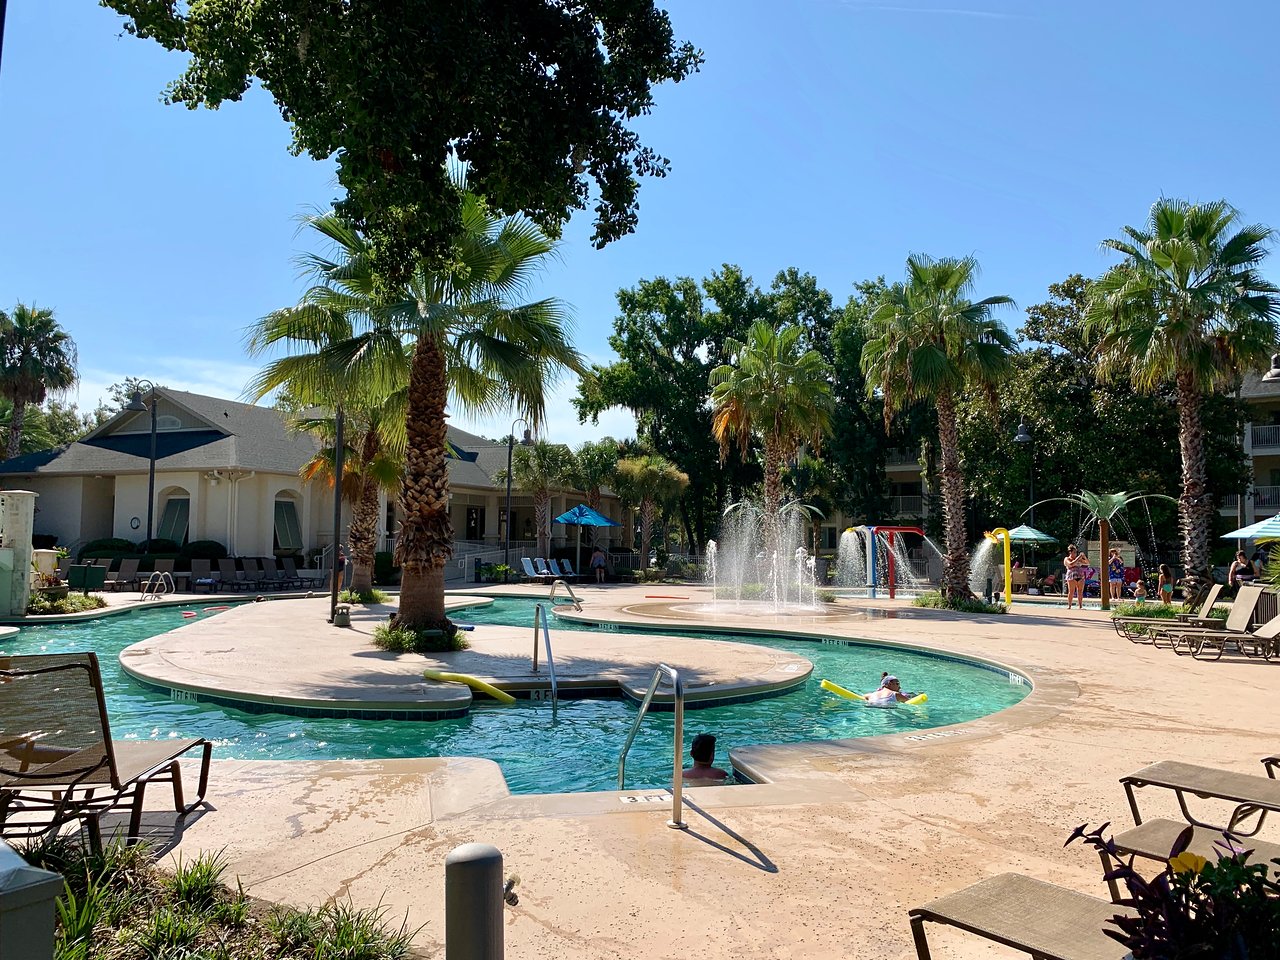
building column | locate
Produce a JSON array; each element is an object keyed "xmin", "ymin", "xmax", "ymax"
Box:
[{"xmin": 1244, "ymin": 420, "xmax": 1257, "ymax": 525}]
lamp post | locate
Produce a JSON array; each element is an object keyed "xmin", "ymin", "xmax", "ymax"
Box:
[
  {"xmin": 503, "ymin": 419, "xmax": 531, "ymax": 582},
  {"xmin": 125, "ymin": 382, "xmax": 158, "ymax": 554},
  {"xmin": 1013, "ymin": 421, "xmax": 1034, "ymax": 527}
]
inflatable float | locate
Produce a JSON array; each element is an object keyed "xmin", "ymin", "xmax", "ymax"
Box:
[
  {"xmin": 820, "ymin": 678, "xmax": 927, "ymax": 706},
  {"xmin": 423, "ymin": 668, "xmax": 516, "ymax": 704}
]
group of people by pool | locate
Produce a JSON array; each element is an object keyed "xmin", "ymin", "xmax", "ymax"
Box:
[{"xmin": 682, "ymin": 673, "xmax": 913, "ymax": 784}]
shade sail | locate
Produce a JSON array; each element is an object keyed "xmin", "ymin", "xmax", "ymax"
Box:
[
  {"xmin": 1220, "ymin": 516, "xmax": 1280, "ymax": 541},
  {"xmin": 553, "ymin": 504, "xmax": 620, "ymax": 527},
  {"xmin": 1005, "ymin": 524, "xmax": 1058, "ymax": 544}
]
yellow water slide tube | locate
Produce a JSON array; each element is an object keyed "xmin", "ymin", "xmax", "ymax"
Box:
[
  {"xmin": 984, "ymin": 527, "xmax": 1013, "ymax": 605},
  {"xmin": 423, "ymin": 668, "xmax": 517, "ymax": 704}
]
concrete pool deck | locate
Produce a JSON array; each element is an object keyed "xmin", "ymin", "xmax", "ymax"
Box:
[{"xmin": 87, "ymin": 584, "xmax": 1279, "ymax": 958}]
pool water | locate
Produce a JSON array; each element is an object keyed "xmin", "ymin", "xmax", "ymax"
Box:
[{"xmin": 3, "ymin": 600, "xmax": 1029, "ymax": 794}]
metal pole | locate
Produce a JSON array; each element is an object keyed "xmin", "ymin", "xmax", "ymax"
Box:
[
  {"xmin": 504, "ymin": 435, "xmax": 514, "ymax": 583},
  {"xmin": 445, "ymin": 843, "xmax": 504, "ymax": 960},
  {"xmin": 1028, "ymin": 443, "xmax": 1035, "ymax": 528},
  {"xmin": 145, "ymin": 393, "xmax": 157, "ymax": 552},
  {"xmin": 329, "ymin": 405, "xmax": 345, "ymax": 622},
  {"xmin": 669, "ymin": 673, "xmax": 685, "ymax": 830},
  {"xmin": 0, "ymin": 0, "xmax": 8, "ymax": 78}
]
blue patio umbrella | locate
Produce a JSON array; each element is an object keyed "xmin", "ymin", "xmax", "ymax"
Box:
[
  {"xmin": 554, "ymin": 503, "xmax": 621, "ymax": 572},
  {"xmin": 1220, "ymin": 515, "xmax": 1280, "ymax": 541}
]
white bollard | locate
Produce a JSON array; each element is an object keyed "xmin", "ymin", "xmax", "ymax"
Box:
[
  {"xmin": 0, "ymin": 839, "xmax": 62, "ymax": 960},
  {"xmin": 445, "ymin": 843, "xmax": 504, "ymax": 960}
]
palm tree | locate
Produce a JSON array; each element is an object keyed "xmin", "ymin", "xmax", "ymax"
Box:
[
  {"xmin": 574, "ymin": 437, "xmax": 620, "ymax": 546},
  {"xmin": 1032, "ymin": 490, "xmax": 1175, "ymax": 610},
  {"xmin": 295, "ymin": 398, "xmax": 406, "ymax": 595},
  {"xmin": 708, "ymin": 320, "xmax": 833, "ymax": 549},
  {"xmin": 615, "ymin": 454, "xmax": 689, "ymax": 569},
  {"xmin": 1086, "ymin": 199, "xmax": 1280, "ymax": 590},
  {"xmin": 0, "ymin": 304, "xmax": 79, "ymax": 460},
  {"xmin": 249, "ymin": 199, "xmax": 582, "ymax": 634},
  {"xmin": 498, "ymin": 440, "xmax": 579, "ymax": 560},
  {"xmin": 861, "ymin": 255, "xmax": 1015, "ymax": 602}
]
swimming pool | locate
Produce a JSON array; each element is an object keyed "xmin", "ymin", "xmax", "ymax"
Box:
[{"xmin": 4, "ymin": 600, "xmax": 1029, "ymax": 794}]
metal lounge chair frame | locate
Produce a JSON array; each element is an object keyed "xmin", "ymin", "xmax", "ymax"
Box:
[
  {"xmin": 908, "ymin": 873, "xmax": 1130, "ymax": 960},
  {"xmin": 0, "ymin": 652, "xmax": 211, "ymax": 852},
  {"xmin": 103, "ymin": 557, "xmax": 142, "ymax": 592},
  {"xmin": 1148, "ymin": 583, "xmax": 1264, "ymax": 653},
  {"xmin": 1111, "ymin": 583, "xmax": 1223, "ymax": 643},
  {"xmin": 189, "ymin": 558, "xmax": 219, "ymax": 593},
  {"xmin": 1121, "ymin": 759, "xmax": 1280, "ymax": 838},
  {"xmin": 521, "ymin": 558, "xmax": 554, "ymax": 583}
]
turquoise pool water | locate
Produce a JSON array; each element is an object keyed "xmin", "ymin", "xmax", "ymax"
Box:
[{"xmin": 3, "ymin": 600, "xmax": 1029, "ymax": 794}]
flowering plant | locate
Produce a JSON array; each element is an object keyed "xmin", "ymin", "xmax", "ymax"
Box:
[{"xmin": 1067, "ymin": 823, "xmax": 1280, "ymax": 958}]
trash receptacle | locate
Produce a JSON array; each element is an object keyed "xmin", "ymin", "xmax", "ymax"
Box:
[
  {"xmin": 334, "ymin": 603, "xmax": 352, "ymax": 627},
  {"xmin": 474, "ymin": 557, "xmax": 483, "ymax": 583}
]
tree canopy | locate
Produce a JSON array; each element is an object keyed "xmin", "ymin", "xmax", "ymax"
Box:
[{"xmin": 102, "ymin": 0, "xmax": 702, "ymax": 277}]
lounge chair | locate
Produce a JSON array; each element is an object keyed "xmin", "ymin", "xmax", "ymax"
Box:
[
  {"xmin": 281, "ymin": 556, "xmax": 305, "ymax": 585},
  {"xmin": 1100, "ymin": 820, "xmax": 1280, "ymax": 900},
  {"xmin": 520, "ymin": 558, "xmax": 553, "ymax": 583},
  {"xmin": 1121, "ymin": 759, "xmax": 1280, "ymax": 838},
  {"xmin": 239, "ymin": 558, "xmax": 271, "ymax": 591},
  {"xmin": 261, "ymin": 557, "xmax": 300, "ymax": 589},
  {"xmin": 54, "ymin": 557, "xmax": 72, "ymax": 581},
  {"xmin": 1149, "ymin": 585, "xmax": 1267, "ymax": 656},
  {"xmin": 556, "ymin": 558, "xmax": 583, "ymax": 582},
  {"xmin": 1111, "ymin": 583, "xmax": 1223, "ymax": 642},
  {"xmin": 217, "ymin": 558, "xmax": 252, "ymax": 592},
  {"xmin": 66, "ymin": 564, "xmax": 108, "ymax": 595},
  {"xmin": 189, "ymin": 558, "xmax": 219, "ymax": 593},
  {"xmin": 103, "ymin": 557, "xmax": 141, "ymax": 592},
  {"xmin": 908, "ymin": 873, "xmax": 1130, "ymax": 960},
  {"xmin": 0, "ymin": 652, "xmax": 211, "ymax": 852},
  {"xmin": 534, "ymin": 558, "xmax": 558, "ymax": 580}
]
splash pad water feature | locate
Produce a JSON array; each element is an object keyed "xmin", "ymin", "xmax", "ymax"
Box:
[
  {"xmin": 833, "ymin": 525, "xmax": 942, "ymax": 599},
  {"xmin": 704, "ymin": 502, "xmax": 823, "ymax": 615}
]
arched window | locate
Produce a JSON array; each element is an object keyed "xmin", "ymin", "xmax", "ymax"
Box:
[
  {"xmin": 273, "ymin": 493, "xmax": 303, "ymax": 553},
  {"xmin": 156, "ymin": 487, "xmax": 191, "ymax": 544}
]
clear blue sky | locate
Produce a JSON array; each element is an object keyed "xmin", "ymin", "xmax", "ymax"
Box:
[{"xmin": 4, "ymin": 1, "xmax": 1280, "ymax": 444}]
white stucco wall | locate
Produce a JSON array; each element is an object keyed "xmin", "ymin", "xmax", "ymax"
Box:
[{"xmin": 28, "ymin": 476, "xmax": 84, "ymax": 545}]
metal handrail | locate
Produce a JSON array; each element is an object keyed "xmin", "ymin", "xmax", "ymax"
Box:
[
  {"xmin": 140, "ymin": 570, "xmax": 175, "ymax": 601},
  {"xmin": 548, "ymin": 578, "xmax": 582, "ymax": 611},
  {"xmin": 617, "ymin": 663, "xmax": 686, "ymax": 830},
  {"xmin": 531, "ymin": 603, "xmax": 559, "ymax": 702}
]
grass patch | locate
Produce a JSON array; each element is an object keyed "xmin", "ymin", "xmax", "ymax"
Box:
[
  {"xmin": 26, "ymin": 593, "xmax": 108, "ymax": 615},
  {"xmin": 373, "ymin": 622, "xmax": 469, "ymax": 653},
  {"xmin": 912, "ymin": 591, "xmax": 1007, "ymax": 615},
  {"xmin": 816, "ymin": 589, "xmax": 836, "ymax": 604},
  {"xmin": 18, "ymin": 835, "xmax": 418, "ymax": 960},
  {"xmin": 340, "ymin": 588, "xmax": 391, "ymax": 604}
]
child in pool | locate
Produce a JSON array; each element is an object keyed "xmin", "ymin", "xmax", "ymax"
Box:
[{"xmin": 1133, "ymin": 579, "xmax": 1148, "ymax": 603}]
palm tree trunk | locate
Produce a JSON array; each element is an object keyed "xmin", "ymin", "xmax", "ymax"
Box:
[
  {"xmin": 935, "ymin": 391, "xmax": 972, "ymax": 602},
  {"xmin": 1175, "ymin": 370, "xmax": 1211, "ymax": 591},
  {"xmin": 1099, "ymin": 518, "xmax": 1111, "ymax": 612},
  {"xmin": 535, "ymin": 492, "xmax": 550, "ymax": 558},
  {"xmin": 7, "ymin": 399, "xmax": 26, "ymax": 460},
  {"xmin": 348, "ymin": 487, "xmax": 381, "ymax": 595},
  {"xmin": 586, "ymin": 488, "xmax": 601, "ymax": 547},
  {"xmin": 762, "ymin": 437, "xmax": 782, "ymax": 561},
  {"xmin": 639, "ymin": 497, "xmax": 655, "ymax": 570},
  {"xmin": 394, "ymin": 336, "xmax": 452, "ymax": 631}
]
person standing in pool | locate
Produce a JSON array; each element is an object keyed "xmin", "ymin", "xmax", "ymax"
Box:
[
  {"xmin": 1107, "ymin": 548, "xmax": 1126, "ymax": 602},
  {"xmin": 1063, "ymin": 544, "xmax": 1088, "ymax": 609},
  {"xmin": 865, "ymin": 673, "xmax": 913, "ymax": 704},
  {"xmin": 1157, "ymin": 564, "xmax": 1175, "ymax": 604},
  {"xmin": 682, "ymin": 733, "xmax": 729, "ymax": 784},
  {"xmin": 590, "ymin": 544, "xmax": 608, "ymax": 584}
]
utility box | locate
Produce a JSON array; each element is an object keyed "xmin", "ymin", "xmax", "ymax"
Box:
[
  {"xmin": 333, "ymin": 603, "xmax": 352, "ymax": 627},
  {"xmin": 0, "ymin": 840, "xmax": 62, "ymax": 960}
]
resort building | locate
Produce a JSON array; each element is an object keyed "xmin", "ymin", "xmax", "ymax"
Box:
[{"xmin": 0, "ymin": 388, "xmax": 623, "ymax": 578}]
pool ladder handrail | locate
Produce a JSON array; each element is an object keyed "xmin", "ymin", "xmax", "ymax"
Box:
[
  {"xmin": 548, "ymin": 578, "xmax": 582, "ymax": 611},
  {"xmin": 140, "ymin": 570, "xmax": 175, "ymax": 601},
  {"xmin": 617, "ymin": 663, "xmax": 686, "ymax": 830},
  {"xmin": 531, "ymin": 603, "xmax": 559, "ymax": 702}
]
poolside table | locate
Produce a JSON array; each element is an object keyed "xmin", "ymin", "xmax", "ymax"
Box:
[{"xmin": 1120, "ymin": 760, "xmax": 1280, "ymax": 836}]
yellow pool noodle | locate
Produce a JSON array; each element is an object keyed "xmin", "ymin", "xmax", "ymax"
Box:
[
  {"xmin": 423, "ymin": 668, "xmax": 517, "ymax": 704},
  {"xmin": 904, "ymin": 693, "xmax": 928, "ymax": 705},
  {"xmin": 820, "ymin": 679, "xmax": 865, "ymax": 701}
]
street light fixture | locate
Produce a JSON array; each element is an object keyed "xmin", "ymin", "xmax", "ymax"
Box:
[
  {"xmin": 1012, "ymin": 421, "xmax": 1034, "ymax": 527},
  {"xmin": 503, "ymin": 419, "xmax": 532, "ymax": 582},
  {"xmin": 125, "ymin": 382, "xmax": 158, "ymax": 554}
]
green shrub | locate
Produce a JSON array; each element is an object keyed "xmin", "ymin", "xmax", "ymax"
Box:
[
  {"xmin": 77, "ymin": 537, "xmax": 136, "ymax": 561},
  {"xmin": 137, "ymin": 538, "xmax": 180, "ymax": 555},
  {"xmin": 1110, "ymin": 601, "xmax": 1181, "ymax": 620},
  {"xmin": 374, "ymin": 551, "xmax": 400, "ymax": 585},
  {"xmin": 177, "ymin": 539, "xmax": 228, "ymax": 564},
  {"xmin": 816, "ymin": 588, "xmax": 836, "ymax": 604},
  {"xmin": 339, "ymin": 588, "xmax": 390, "ymax": 604},
  {"xmin": 26, "ymin": 593, "xmax": 108, "ymax": 615},
  {"xmin": 912, "ymin": 591, "xmax": 1007, "ymax": 614},
  {"xmin": 373, "ymin": 622, "xmax": 469, "ymax": 653}
]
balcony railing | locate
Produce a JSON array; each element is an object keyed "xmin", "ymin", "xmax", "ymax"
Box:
[
  {"xmin": 1253, "ymin": 424, "xmax": 1280, "ymax": 449},
  {"xmin": 885, "ymin": 449, "xmax": 921, "ymax": 466},
  {"xmin": 889, "ymin": 495, "xmax": 924, "ymax": 516},
  {"xmin": 1255, "ymin": 486, "xmax": 1280, "ymax": 509}
]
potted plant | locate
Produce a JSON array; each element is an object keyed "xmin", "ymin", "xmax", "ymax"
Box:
[
  {"xmin": 1068, "ymin": 823, "xmax": 1280, "ymax": 956},
  {"xmin": 32, "ymin": 568, "xmax": 68, "ymax": 601}
]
